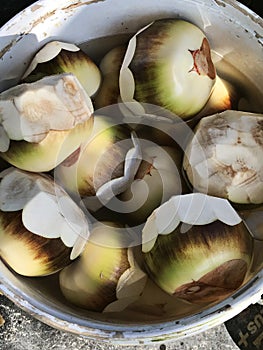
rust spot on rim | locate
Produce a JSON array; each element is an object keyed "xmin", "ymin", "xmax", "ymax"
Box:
[
  {"xmin": 31, "ymin": 4, "xmax": 43, "ymax": 12},
  {"xmin": 0, "ymin": 35, "xmax": 23, "ymax": 60},
  {"xmin": 0, "ymin": 0, "xmax": 107, "ymax": 59},
  {"xmin": 214, "ymin": 0, "xmax": 263, "ymax": 29},
  {"xmin": 62, "ymin": 0, "xmax": 107, "ymax": 11},
  {"xmin": 29, "ymin": 10, "xmax": 56, "ymax": 29}
]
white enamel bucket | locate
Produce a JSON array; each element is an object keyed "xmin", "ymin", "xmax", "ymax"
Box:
[{"xmin": 0, "ymin": 0, "xmax": 262, "ymax": 345}]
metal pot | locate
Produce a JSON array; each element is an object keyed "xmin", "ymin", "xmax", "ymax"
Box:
[{"xmin": 0, "ymin": 0, "xmax": 262, "ymax": 345}]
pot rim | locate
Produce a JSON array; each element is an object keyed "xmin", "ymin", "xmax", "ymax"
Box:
[{"xmin": 0, "ymin": 269, "xmax": 262, "ymax": 345}]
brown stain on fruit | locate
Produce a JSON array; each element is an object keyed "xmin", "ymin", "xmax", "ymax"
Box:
[
  {"xmin": 189, "ymin": 38, "xmax": 216, "ymax": 79},
  {"xmin": 252, "ymin": 120, "xmax": 263, "ymax": 146},
  {"xmin": 135, "ymin": 159, "xmax": 154, "ymax": 180},
  {"xmin": 61, "ymin": 147, "xmax": 81, "ymax": 167},
  {"xmin": 173, "ymin": 259, "xmax": 248, "ymax": 304}
]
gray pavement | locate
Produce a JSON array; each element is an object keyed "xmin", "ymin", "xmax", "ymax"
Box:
[{"xmin": 0, "ymin": 294, "xmax": 239, "ymax": 350}]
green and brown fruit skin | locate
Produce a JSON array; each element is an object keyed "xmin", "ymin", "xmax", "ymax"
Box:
[
  {"xmin": 55, "ymin": 116, "xmax": 131, "ymax": 197},
  {"xmin": 119, "ymin": 145, "xmax": 187, "ymax": 225},
  {"xmin": 24, "ymin": 49, "xmax": 101, "ymax": 97},
  {"xmin": 129, "ymin": 19, "xmax": 216, "ymax": 119},
  {"xmin": 0, "ymin": 211, "xmax": 71, "ymax": 277},
  {"xmin": 59, "ymin": 223, "xmax": 130, "ymax": 312},
  {"xmin": 93, "ymin": 73, "xmax": 119, "ymax": 110},
  {"xmin": 143, "ymin": 220, "xmax": 253, "ymax": 304},
  {"xmin": 0, "ymin": 117, "xmax": 94, "ymax": 173},
  {"xmin": 94, "ymin": 45, "xmax": 127, "ymax": 110}
]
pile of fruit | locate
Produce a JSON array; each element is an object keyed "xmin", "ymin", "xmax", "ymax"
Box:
[{"xmin": 0, "ymin": 18, "xmax": 262, "ymax": 314}]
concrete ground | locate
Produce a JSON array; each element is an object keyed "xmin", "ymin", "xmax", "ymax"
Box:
[{"xmin": 0, "ymin": 294, "xmax": 239, "ymax": 350}]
